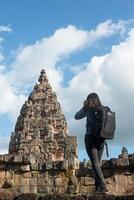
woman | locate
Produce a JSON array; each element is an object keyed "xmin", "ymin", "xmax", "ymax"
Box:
[{"xmin": 74, "ymin": 93, "xmax": 108, "ymax": 194}]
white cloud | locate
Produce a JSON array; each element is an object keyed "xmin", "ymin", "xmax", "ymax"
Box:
[
  {"xmin": 0, "ymin": 73, "xmax": 26, "ymax": 120},
  {"xmin": 0, "ymin": 137, "xmax": 9, "ymax": 154},
  {"xmin": 7, "ymin": 20, "xmax": 125, "ymax": 92},
  {"xmin": 0, "ymin": 25, "xmax": 12, "ymax": 33}
]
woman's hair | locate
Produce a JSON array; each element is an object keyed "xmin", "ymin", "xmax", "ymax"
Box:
[{"xmin": 85, "ymin": 92, "xmax": 102, "ymax": 109}]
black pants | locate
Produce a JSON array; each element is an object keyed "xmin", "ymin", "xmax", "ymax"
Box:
[{"xmin": 84, "ymin": 134, "xmax": 105, "ymax": 189}]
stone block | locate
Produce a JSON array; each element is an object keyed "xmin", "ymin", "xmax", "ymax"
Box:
[
  {"xmin": 29, "ymin": 178, "xmax": 37, "ymax": 186},
  {"xmin": 2, "ymin": 179, "xmax": 14, "ymax": 188},
  {"xmin": 0, "ymin": 171, "xmax": 5, "ymax": 179},
  {"xmin": 29, "ymin": 185, "xmax": 37, "ymax": 193},
  {"xmin": 20, "ymin": 178, "xmax": 29, "ymax": 187},
  {"xmin": 32, "ymin": 171, "xmax": 40, "ymax": 178},
  {"xmin": 62, "ymin": 160, "xmax": 69, "ymax": 170},
  {"xmin": 118, "ymin": 158, "xmax": 129, "ymax": 167},
  {"xmin": 37, "ymin": 177, "xmax": 47, "ymax": 186},
  {"xmin": 84, "ymin": 177, "xmax": 94, "ymax": 186},
  {"xmin": 70, "ymin": 175, "xmax": 78, "ymax": 186},
  {"xmin": 79, "ymin": 185, "xmax": 93, "ymax": 194},
  {"xmin": 19, "ymin": 186, "xmax": 29, "ymax": 193},
  {"xmin": 111, "ymin": 158, "xmax": 129, "ymax": 169},
  {"xmin": 13, "ymin": 154, "xmax": 23, "ymax": 163},
  {"xmin": 14, "ymin": 174, "xmax": 21, "ymax": 187},
  {"xmin": 79, "ymin": 177, "xmax": 84, "ymax": 185},
  {"xmin": 68, "ymin": 185, "xmax": 76, "ymax": 194},
  {"xmin": 23, "ymin": 172, "xmax": 32, "ymax": 178},
  {"xmin": 53, "ymin": 161, "xmax": 66, "ymax": 170},
  {"xmin": 0, "ymin": 155, "xmax": 3, "ymax": 163},
  {"xmin": 45, "ymin": 161, "xmax": 53, "ymax": 170},
  {"xmin": 22, "ymin": 155, "xmax": 30, "ymax": 164},
  {"xmin": 0, "ymin": 179, "xmax": 4, "ymax": 187},
  {"xmin": 21, "ymin": 165, "xmax": 30, "ymax": 172},
  {"xmin": 55, "ymin": 177, "xmax": 63, "ymax": 187},
  {"xmin": 37, "ymin": 186, "xmax": 52, "ymax": 194},
  {"xmin": 102, "ymin": 160, "xmax": 111, "ymax": 169},
  {"xmin": 55, "ymin": 186, "xmax": 65, "ymax": 193},
  {"xmin": 5, "ymin": 171, "xmax": 14, "ymax": 179},
  {"xmin": 3, "ymin": 154, "xmax": 13, "ymax": 163},
  {"xmin": 30, "ymin": 163, "xmax": 39, "ymax": 171},
  {"xmin": 0, "ymin": 164, "xmax": 6, "ymax": 170}
]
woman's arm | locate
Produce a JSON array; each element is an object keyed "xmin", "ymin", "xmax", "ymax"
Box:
[{"xmin": 74, "ymin": 107, "xmax": 87, "ymax": 120}]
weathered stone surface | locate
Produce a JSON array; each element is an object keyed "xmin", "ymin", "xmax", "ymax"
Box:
[
  {"xmin": 29, "ymin": 185, "xmax": 37, "ymax": 193},
  {"xmin": 19, "ymin": 186, "xmax": 29, "ymax": 193},
  {"xmin": 0, "ymin": 163, "xmax": 6, "ymax": 170},
  {"xmin": 23, "ymin": 172, "xmax": 32, "ymax": 178},
  {"xmin": 8, "ymin": 69, "xmax": 78, "ymax": 170},
  {"xmin": 21, "ymin": 165, "xmax": 30, "ymax": 172},
  {"xmin": 29, "ymin": 178, "xmax": 37, "ymax": 186},
  {"xmin": 55, "ymin": 177, "xmax": 63, "ymax": 187},
  {"xmin": 111, "ymin": 158, "xmax": 129, "ymax": 168},
  {"xmin": 2, "ymin": 179, "xmax": 13, "ymax": 188},
  {"xmin": 84, "ymin": 177, "xmax": 94, "ymax": 186},
  {"xmin": 30, "ymin": 163, "xmax": 39, "ymax": 171},
  {"xmin": 5, "ymin": 171, "xmax": 14, "ymax": 179},
  {"xmin": 0, "ymin": 171, "xmax": 5, "ymax": 179},
  {"xmin": 13, "ymin": 154, "xmax": 23, "ymax": 163},
  {"xmin": 0, "ymin": 155, "xmax": 3, "ymax": 163},
  {"xmin": 45, "ymin": 161, "xmax": 53, "ymax": 170}
]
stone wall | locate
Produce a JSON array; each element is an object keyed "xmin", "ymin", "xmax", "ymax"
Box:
[{"xmin": 0, "ymin": 153, "xmax": 134, "ymax": 195}]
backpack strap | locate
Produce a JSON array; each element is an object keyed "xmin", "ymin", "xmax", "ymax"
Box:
[{"xmin": 104, "ymin": 141, "xmax": 109, "ymax": 157}]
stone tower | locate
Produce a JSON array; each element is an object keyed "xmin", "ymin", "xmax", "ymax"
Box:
[{"xmin": 9, "ymin": 69, "xmax": 78, "ymax": 168}]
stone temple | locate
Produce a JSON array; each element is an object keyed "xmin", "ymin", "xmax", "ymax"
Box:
[{"xmin": 9, "ymin": 69, "xmax": 78, "ymax": 168}]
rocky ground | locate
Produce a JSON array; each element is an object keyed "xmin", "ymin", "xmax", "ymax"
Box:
[{"xmin": 0, "ymin": 192, "xmax": 134, "ymax": 200}]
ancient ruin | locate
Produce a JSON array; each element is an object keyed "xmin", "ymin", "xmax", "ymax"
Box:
[
  {"xmin": 9, "ymin": 69, "xmax": 78, "ymax": 168},
  {"xmin": 0, "ymin": 69, "xmax": 134, "ymax": 196}
]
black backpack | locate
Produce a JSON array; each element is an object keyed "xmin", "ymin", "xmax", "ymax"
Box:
[{"xmin": 91, "ymin": 106, "xmax": 116, "ymax": 140}]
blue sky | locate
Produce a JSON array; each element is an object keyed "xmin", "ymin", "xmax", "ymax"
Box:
[{"xmin": 0, "ymin": 0, "xmax": 134, "ymax": 160}]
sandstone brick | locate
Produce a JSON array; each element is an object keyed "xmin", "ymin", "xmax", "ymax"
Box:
[
  {"xmin": 84, "ymin": 177, "xmax": 94, "ymax": 186},
  {"xmin": 0, "ymin": 171, "xmax": 5, "ymax": 179},
  {"xmin": 79, "ymin": 185, "xmax": 93, "ymax": 194},
  {"xmin": 37, "ymin": 177, "xmax": 47, "ymax": 186},
  {"xmin": 0, "ymin": 179, "xmax": 4, "ymax": 187},
  {"xmin": 13, "ymin": 155, "xmax": 22, "ymax": 163},
  {"xmin": 19, "ymin": 186, "xmax": 29, "ymax": 193},
  {"xmin": 0, "ymin": 155, "xmax": 3, "ymax": 163},
  {"xmin": 14, "ymin": 174, "xmax": 21, "ymax": 187},
  {"xmin": 55, "ymin": 177, "xmax": 63, "ymax": 187},
  {"xmin": 37, "ymin": 186, "xmax": 52, "ymax": 194},
  {"xmin": 23, "ymin": 172, "xmax": 32, "ymax": 178},
  {"xmin": 0, "ymin": 164, "xmax": 6, "ymax": 170},
  {"xmin": 20, "ymin": 178, "xmax": 29, "ymax": 187},
  {"xmin": 5, "ymin": 171, "xmax": 14, "ymax": 179},
  {"xmin": 29, "ymin": 185, "xmax": 37, "ymax": 193},
  {"xmin": 32, "ymin": 171, "xmax": 40, "ymax": 178},
  {"xmin": 55, "ymin": 186, "xmax": 66, "ymax": 193},
  {"xmin": 70, "ymin": 175, "xmax": 78, "ymax": 186},
  {"xmin": 2, "ymin": 179, "xmax": 14, "ymax": 188},
  {"xmin": 29, "ymin": 178, "xmax": 37, "ymax": 186},
  {"xmin": 21, "ymin": 165, "xmax": 30, "ymax": 172}
]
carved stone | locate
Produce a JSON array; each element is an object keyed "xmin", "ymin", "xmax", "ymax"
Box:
[{"xmin": 9, "ymin": 69, "xmax": 78, "ymax": 168}]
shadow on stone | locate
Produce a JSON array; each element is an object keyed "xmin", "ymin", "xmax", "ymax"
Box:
[{"xmin": 13, "ymin": 193, "xmax": 38, "ymax": 200}]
